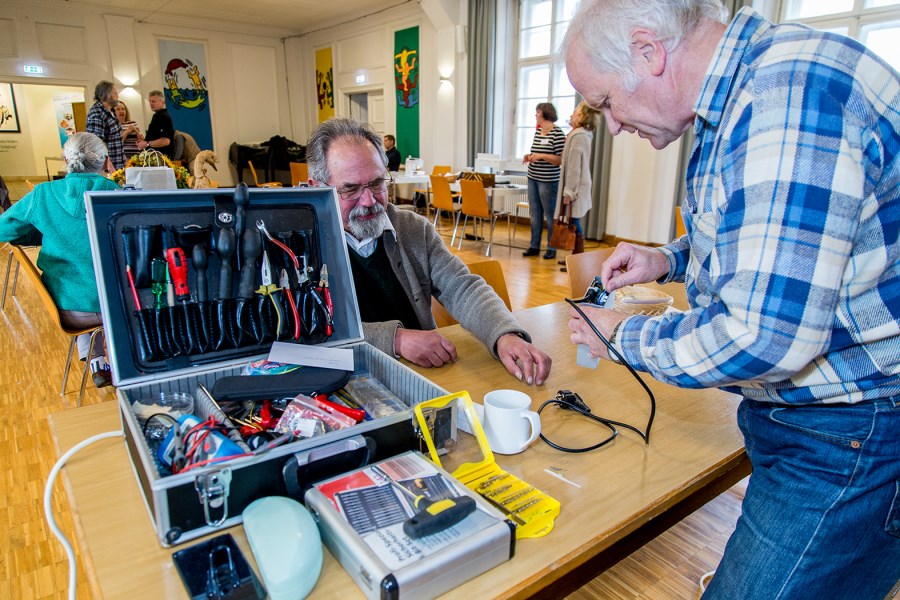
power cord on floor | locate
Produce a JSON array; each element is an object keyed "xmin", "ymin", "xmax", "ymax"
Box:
[{"xmin": 44, "ymin": 430, "xmax": 124, "ymax": 600}]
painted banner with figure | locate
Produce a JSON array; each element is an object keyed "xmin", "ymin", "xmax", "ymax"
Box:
[
  {"xmin": 315, "ymin": 47, "xmax": 335, "ymax": 123},
  {"xmin": 157, "ymin": 39, "xmax": 213, "ymax": 150},
  {"xmin": 393, "ymin": 27, "xmax": 419, "ymax": 159}
]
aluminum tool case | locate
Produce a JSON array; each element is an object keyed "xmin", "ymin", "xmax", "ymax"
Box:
[{"xmin": 85, "ymin": 187, "xmax": 449, "ymax": 547}]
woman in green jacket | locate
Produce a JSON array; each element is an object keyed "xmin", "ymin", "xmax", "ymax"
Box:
[{"xmin": 0, "ymin": 132, "xmax": 120, "ymax": 387}]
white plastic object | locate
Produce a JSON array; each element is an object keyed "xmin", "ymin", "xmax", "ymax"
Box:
[{"xmin": 243, "ymin": 496, "xmax": 323, "ymax": 599}]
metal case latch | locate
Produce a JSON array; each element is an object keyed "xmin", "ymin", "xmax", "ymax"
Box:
[{"xmin": 194, "ymin": 468, "xmax": 232, "ymax": 527}]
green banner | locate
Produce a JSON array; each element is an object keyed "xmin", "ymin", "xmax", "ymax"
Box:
[{"xmin": 393, "ymin": 26, "xmax": 419, "ymax": 159}]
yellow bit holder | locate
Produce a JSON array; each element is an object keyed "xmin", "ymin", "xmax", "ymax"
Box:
[{"xmin": 414, "ymin": 391, "xmax": 560, "ymax": 539}]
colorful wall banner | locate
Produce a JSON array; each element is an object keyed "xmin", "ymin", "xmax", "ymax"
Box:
[
  {"xmin": 315, "ymin": 47, "xmax": 335, "ymax": 123},
  {"xmin": 157, "ymin": 39, "xmax": 213, "ymax": 150},
  {"xmin": 393, "ymin": 26, "xmax": 419, "ymax": 158}
]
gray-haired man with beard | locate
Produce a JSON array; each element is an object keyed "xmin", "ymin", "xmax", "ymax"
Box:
[{"xmin": 307, "ymin": 117, "xmax": 551, "ymax": 385}]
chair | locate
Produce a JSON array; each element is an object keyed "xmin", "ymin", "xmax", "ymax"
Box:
[
  {"xmin": 511, "ymin": 201, "xmax": 530, "ymax": 242},
  {"xmin": 674, "ymin": 205, "xmax": 687, "ymax": 238},
  {"xmin": 289, "ymin": 162, "xmax": 309, "ymax": 186},
  {"xmin": 431, "ymin": 258, "xmax": 512, "ymax": 327},
  {"xmin": 8, "ymin": 245, "xmax": 103, "ymax": 406},
  {"xmin": 247, "ymin": 161, "xmax": 282, "ymax": 188},
  {"xmin": 457, "ymin": 179, "xmax": 509, "ymax": 257},
  {"xmin": 565, "ymin": 247, "xmax": 615, "ymax": 298},
  {"xmin": 430, "ymin": 175, "xmax": 463, "ymax": 244},
  {"xmin": 414, "ymin": 165, "xmax": 453, "ymax": 218}
]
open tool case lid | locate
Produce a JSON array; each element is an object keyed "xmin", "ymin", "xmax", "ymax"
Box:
[{"xmin": 84, "ymin": 187, "xmax": 363, "ymax": 388}]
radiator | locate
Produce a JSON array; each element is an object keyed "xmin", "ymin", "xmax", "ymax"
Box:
[{"xmin": 497, "ymin": 174, "xmax": 529, "ymax": 217}]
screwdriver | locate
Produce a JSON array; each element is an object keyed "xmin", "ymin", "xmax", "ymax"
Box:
[{"xmin": 371, "ymin": 466, "xmax": 476, "ymax": 539}]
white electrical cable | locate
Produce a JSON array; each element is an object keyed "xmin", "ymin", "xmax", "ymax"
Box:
[
  {"xmin": 699, "ymin": 570, "xmax": 716, "ymax": 595},
  {"xmin": 43, "ymin": 430, "xmax": 124, "ymax": 600}
]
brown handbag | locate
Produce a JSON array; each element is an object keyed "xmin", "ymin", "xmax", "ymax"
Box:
[{"xmin": 550, "ymin": 202, "xmax": 577, "ymax": 251}]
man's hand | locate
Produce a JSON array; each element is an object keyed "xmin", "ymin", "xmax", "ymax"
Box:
[
  {"xmin": 495, "ymin": 333, "xmax": 552, "ymax": 385},
  {"xmin": 600, "ymin": 242, "xmax": 670, "ymax": 292},
  {"xmin": 568, "ymin": 306, "xmax": 627, "ymax": 361},
  {"xmin": 395, "ymin": 328, "xmax": 458, "ymax": 368}
]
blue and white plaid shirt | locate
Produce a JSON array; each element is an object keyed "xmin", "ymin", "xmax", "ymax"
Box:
[
  {"xmin": 618, "ymin": 8, "xmax": 900, "ymax": 405},
  {"xmin": 85, "ymin": 100, "xmax": 125, "ymax": 170}
]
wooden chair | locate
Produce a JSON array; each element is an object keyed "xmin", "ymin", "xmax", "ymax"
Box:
[
  {"xmin": 247, "ymin": 161, "xmax": 282, "ymax": 188},
  {"xmin": 430, "ymin": 175, "xmax": 462, "ymax": 245},
  {"xmin": 431, "ymin": 258, "xmax": 512, "ymax": 327},
  {"xmin": 457, "ymin": 179, "xmax": 509, "ymax": 257},
  {"xmin": 415, "ymin": 165, "xmax": 453, "ymax": 218},
  {"xmin": 289, "ymin": 162, "xmax": 309, "ymax": 186},
  {"xmin": 8, "ymin": 244, "xmax": 104, "ymax": 406},
  {"xmin": 565, "ymin": 247, "xmax": 615, "ymax": 298}
]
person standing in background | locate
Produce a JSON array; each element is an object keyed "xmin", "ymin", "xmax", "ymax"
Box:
[
  {"xmin": 137, "ymin": 90, "xmax": 174, "ymax": 158},
  {"xmin": 85, "ymin": 81, "xmax": 125, "ymax": 171},
  {"xmin": 383, "ymin": 134, "xmax": 402, "ymax": 172},
  {"xmin": 114, "ymin": 101, "xmax": 143, "ymax": 161},
  {"xmin": 522, "ymin": 102, "xmax": 565, "ymax": 260},
  {"xmin": 556, "ymin": 101, "xmax": 600, "ymax": 272}
]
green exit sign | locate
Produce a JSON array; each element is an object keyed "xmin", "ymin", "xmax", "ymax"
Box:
[{"xmin": 23, "ymin": 65, "xmax": 44, "ymax": 74}]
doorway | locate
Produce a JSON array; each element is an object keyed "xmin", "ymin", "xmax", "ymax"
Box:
[
  {"xmin": 345, "ymin": 89, "xmax": 384, "ymax": 138},
  {"xmin": 0, "ymin": 82, "xmax": 86, "ymax": 184}
]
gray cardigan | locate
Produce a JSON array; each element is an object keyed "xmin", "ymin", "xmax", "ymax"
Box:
[
  {"xmin": 556, "ymin": 127, "xmax": 594, "ymax": 220},
  {"xmin": 360, "ymin": 204, "xmax": 530, "ymax": 358}
]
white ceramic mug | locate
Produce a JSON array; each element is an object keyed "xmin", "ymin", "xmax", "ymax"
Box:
[{"xmin": 483, "ymin": 389, "xmax": 541, "ymax": 455}]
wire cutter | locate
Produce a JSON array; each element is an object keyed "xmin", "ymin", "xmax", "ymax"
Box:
[
  {"xmin": 318, "ymin": 263, "xmax": 334, "ymax": 337},
  {"xmin": 256, "ymin": 249, "xmax": 284, "ymax": 340},
  {"xmin": 280, "ymin": 268, "xmax": 301, "ymax": 340}
]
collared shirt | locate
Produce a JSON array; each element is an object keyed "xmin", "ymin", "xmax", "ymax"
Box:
[
  {"xmin": 85, "ymin": 101, "xmax": 125, "ymax": 170},
  {"xmin": 343, "ymin": 220, "xmax": 396, "ymax": 257},
  {"xmin": 618, "ymin": 8, "xmax": 900, "ymax": 404}
]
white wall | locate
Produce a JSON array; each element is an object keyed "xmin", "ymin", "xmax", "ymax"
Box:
[
  {"xmin": 285, "ymin": 2, "xmax": 466, "ymax": 173},
  {"xmin": 1, "ymin": 0, "xmax": 294, "ymax": 185}
]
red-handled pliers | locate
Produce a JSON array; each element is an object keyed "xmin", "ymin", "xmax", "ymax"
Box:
[{"xmin": 280, "ymin": 268, "xmax": 301, "ymax": 340}]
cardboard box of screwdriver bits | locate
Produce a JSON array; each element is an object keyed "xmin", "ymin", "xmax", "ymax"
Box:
[{"xmin": 84, "ymin": 185, "xmax": 453, "ymax": 547}]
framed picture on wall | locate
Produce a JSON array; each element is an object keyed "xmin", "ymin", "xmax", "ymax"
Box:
[{"xmin": 0, "ymin": 83, "xmax": 21, "ymax": 133}]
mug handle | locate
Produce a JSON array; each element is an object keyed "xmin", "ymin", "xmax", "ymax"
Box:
[{"xmin": 516, "ymin": 411, "xmax": 541, "ymax": 452}]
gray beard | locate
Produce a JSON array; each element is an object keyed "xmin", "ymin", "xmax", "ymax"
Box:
[{"xmin": 348, "ymin": 203, "xmax": 389, "ymax": 240}]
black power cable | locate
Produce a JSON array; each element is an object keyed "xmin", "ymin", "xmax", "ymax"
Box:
[{"xmin": 536, "ymin": 290, "xmax": 657, "ymax": 453}]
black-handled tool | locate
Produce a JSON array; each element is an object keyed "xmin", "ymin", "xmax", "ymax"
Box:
[
  {"xmin": 238, "ymin": 229, "xmax": 261, "ymax": 299},
  {"xmin": 234, "ymin": 183, "xmax": 249, "ymax": 268},
  {"xmin": 372, "ymin": 466, "xmax": 476, "ymax": 539},
  {"xmin": 192, "ymin": 244, "xmax": 209, "ymax": 303},
  {"xmin": 216, "ymin": 228, "xmax": 236, "ymax": 300}
]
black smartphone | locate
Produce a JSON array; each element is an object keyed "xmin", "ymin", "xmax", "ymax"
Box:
[{"xmin": 172, "ymin": 533, "xmax": 266, "ymax": 600}]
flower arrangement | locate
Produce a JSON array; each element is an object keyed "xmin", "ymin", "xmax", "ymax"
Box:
[{"xmin": 109, "ymin": 149, "xmax": 192, "ymax": 189}]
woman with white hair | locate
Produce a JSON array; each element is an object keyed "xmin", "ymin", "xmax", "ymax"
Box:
[{"xmin": 0, "ymin": 132, "xmax": 121, "ymax": 387}]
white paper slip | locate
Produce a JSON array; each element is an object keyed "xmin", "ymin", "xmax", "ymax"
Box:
[{"xmin": 268, "ymin": 341, "xmax": 355, "ymax": 371}]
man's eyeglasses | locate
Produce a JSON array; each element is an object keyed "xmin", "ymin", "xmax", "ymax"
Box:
[{"xmin": 336, "ymin": 173, "xmax": 394, "ymax": 201}]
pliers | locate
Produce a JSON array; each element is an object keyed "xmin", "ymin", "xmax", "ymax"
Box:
[
  {"xmin": 318, "ymin": 264, "xmax": 334, "ymax": 337},
  {"xmin": 280, "ymin": 268, "xmax": 301, "ymax": 340},
  {"xmin": 256, "ymin": 249, "xmax": 284, "ymax": 340}
]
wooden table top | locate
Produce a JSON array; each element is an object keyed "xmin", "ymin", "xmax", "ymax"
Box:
[{"xmin": 49, "ymin": 301, "xmax": 747, "ymax": 599}]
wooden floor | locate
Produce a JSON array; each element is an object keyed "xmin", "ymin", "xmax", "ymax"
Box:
[{"xmin": 0, "ymin": 187, "xmax": 747, "ymax": 599}]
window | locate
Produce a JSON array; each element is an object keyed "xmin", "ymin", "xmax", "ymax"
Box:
[
  {"xmin": 782, "ymin": 0, "xmax": 900, "ymax": 70},
  {"xmin": 514, "ymin": 0, "xmax": 579, "ymax": 159}
]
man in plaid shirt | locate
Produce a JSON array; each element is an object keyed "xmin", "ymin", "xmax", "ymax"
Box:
[
  {"xmin": 564, "ymin": 1, "xmax": 899, "ymax": 598},
  {"xmin": 85, "ymin": 80, "xmax": 125, "ymax": 170}
]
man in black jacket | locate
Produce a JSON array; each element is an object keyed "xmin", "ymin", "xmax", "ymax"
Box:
[{"xmin": 138, "ymin": 90, "xmax": 174, "ymax": 158}]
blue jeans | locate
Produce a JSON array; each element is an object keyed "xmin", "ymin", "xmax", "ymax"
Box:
[
  {"xmin": 527, "ymin": 178, "xmax": 559, "ymax": 250},
  {"xmin": 571, "ymin": 216, "xmax": 583, "ymax": 235},
  {"xmin": 704, "ymin": 397, "xmax": 900, "ymax": 600}
]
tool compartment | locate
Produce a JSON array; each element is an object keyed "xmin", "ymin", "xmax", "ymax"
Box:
[{"xmin": 85, "ymin": 186, "xmax": 450, "ymax": 546}]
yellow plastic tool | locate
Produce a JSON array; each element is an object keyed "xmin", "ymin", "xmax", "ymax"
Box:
[{"xmin": 414, "ymin": 391, "xmax": 560, "ymax": 539}]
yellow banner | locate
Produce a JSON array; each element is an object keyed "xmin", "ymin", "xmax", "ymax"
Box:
[{"xmin": 315, "ymin": 47, "xmax": 334, "ymax": 123}]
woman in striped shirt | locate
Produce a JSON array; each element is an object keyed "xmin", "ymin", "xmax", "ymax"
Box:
[{"xmin": 522, "ymin": 102, "xmax": 566, "ymax": 259}]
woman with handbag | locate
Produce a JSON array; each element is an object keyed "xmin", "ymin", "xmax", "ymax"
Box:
[{"xmin": 555, "ymin": 101, "xmax": 600, "ymax": 272}]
